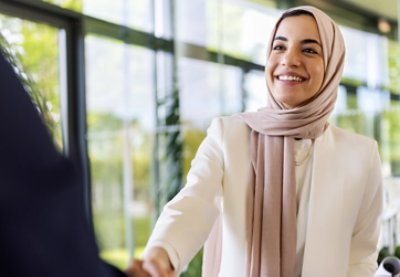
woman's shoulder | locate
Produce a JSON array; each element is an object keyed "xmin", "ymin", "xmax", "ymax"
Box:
[
  {"xmin": 319, "ymin": 126, "xmax": 380, "ymax": 172},
  {"xmin": 204, "ymin": 115, "xmax": 252, "ymax": 148},
  {"xmin": 327, "ymin": 124, "xmax": 378, "ymax": 149},
  {"xmin": 209, "ymin": 114, "xmax": 251, "ymax": 133}
]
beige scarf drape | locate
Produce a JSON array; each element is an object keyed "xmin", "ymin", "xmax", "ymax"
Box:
[{"xmin": 202, "ymin": 6, "xmax": 345, "ymax": 277}]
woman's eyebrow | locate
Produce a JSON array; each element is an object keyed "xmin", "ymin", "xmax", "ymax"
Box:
[
  {"xmin": 302, "ymin": 39, "xmax": 322, "ymax": 46},
  {"xmin": 273, "ymin": 36, "xmax": 321, "ymax": 46},
  {"xmin": 273, "ymin": 36, "xmax": 287, "ymax": 42}
]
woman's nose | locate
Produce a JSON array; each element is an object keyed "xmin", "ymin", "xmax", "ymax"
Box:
[{"xmin": 280, "ymin": 50, "xmax": 301, "ymax": 67}]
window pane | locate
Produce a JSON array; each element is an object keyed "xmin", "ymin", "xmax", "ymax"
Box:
[
  {"xmin": 244, "ymin": 69, "xmax": 267, "ymax": 111},
  {"xmin": 176, "ymin": 0, "xmax": 277, "ymax": 64},
  {"xmin": 0, "ymin": 15, "xmax": 63, "ymax": 149},
  {"xmin": 86, "ymin": 34, "xmax": 155, "ymax": 269},
  {"xmin": 179, "ymin": 57, "xmax": 242, "ymax": 130},
  {"xmin": 341, "ymin": 26, "xmax": 388, "ymax": 87},
  {"xmin": 43, "ymin": 0, "xmax": 154, "ymax": 33}
]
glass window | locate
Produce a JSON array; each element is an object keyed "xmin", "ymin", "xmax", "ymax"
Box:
[
  {"xmin": 331, "ymin": 25, "xmax": 400, "ymax": 254},
  {"xmin": 43, "ymin": 0, "xmax": 154, "ymax": 33},
  {"xmin": 244, "ymin": 69, "xmax": 267, "ymax": 111},
  {"xmin": 209, "ymin": 1, "xmax": 278, "ymax": 64},
  {"xmin": 86, "ymin": 34, "xmax": 155, "ymax": 269},
  {"xmin": 179, "ymin": 57, "xmax": 242, "ymax": 130},
  {"xmin": 176, "ymin": 0, "xmax": 277, "ymax": 64},
  {"xmin": 179, "ymin": 57, "xmax": 243, "ymax": 188},
  {"xmin": 341, "ymin": 26, "xmax": 388, "ymax": 87}
]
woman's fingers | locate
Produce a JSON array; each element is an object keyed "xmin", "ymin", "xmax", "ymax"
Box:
[
  {"xmin": 126, "ymin": 256, "xmax": 176, "ymax": 277},
  {"xmin": 143, "ymin": 256, "xmax": 175, "ymax": 277},
  {"xmin": 126, "ymin": 259, "xmax": 151, "ymax": 277}
]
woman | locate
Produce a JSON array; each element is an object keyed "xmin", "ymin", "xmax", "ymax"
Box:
[{"xmin": 128, "ymin": 5, "xmax": 383, "ymax": 277}]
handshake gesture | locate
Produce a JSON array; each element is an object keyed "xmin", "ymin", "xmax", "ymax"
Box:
[{"xmin": 126, "ymin": 247, "xmax": 177, "ymax": 277}]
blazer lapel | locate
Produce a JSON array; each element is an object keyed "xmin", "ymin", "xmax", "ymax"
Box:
[{"xmin": 301, "ymin": 127, "xmax": 347, "ymax": 277}]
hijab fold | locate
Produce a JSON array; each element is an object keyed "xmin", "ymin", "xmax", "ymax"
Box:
[{"xmin": 203, "ymin": 6, "xmax": 345, "ymax": 277}]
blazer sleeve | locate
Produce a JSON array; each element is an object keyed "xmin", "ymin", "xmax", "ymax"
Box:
[
  {"xmin": 143, "ymin": 118, "xmax": 225, "ymax": 273},
  {"xmin": 348, "ymin": 142, "xmax": 383, "ymax": 277}
]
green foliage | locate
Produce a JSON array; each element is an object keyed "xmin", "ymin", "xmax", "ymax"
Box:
[
  {"xmin": 378, "ymin": 246, "xmax": 391, "ymax": 264},
  {"xmin": 395, "ymin": 245, "xmax": 400, "ymax": 259},
  {"xmin": 341, "ymin": 77, "xmax": 363, "ymax": 90},
  {"xmin": 133, "ymin": 149, "xmax": 151, "ymax": 195},
  {"xmin": 381, "ymin": 109, "xmax": 400, "ymax": 161},
  {"xmin": 387, "ymin": 40, "xmax": 400, "ymax": 95},
  {"xmin": 346, "ymin": 92, "xmax": 358, "ymax": 110},
  {"xmin": 377, "ymin": 245, "xmax": 400, "ymax": 266},
  {"xmin": 100, "ymin": 248, "xmax": 129, "ymax": 270},
  {"xmin": 94, "ymin": 212, "xmax": 125, "ymax": 251},
  {"xmin": 0, "ymin": 17, "xmax": 62, "ymax": 148},
  {"xmin": 88, "ymin": 111, "xmax": 152, "ymax": 196},
  {"xmin": 182, "ymin": 127, "xmax": 206, "ymax": 177},
  {"xmin": 96, "ymin": 216, "xmax": 151, "ymax": 270},
  {"xmin": 181, "ymin": 250, "xmax": 203, "ymax": 277},
  {"xmin": 88, "ymin": 110, "xmax": 154, "ymax": 268},
  {"xmin": 154, "ymin": 83, "xmax": 183, "ymax": 215},
  {"xmin": 88, "ymin": 112, "xmax": 123, "ymax": 132},
  {"xmin": 335, "ymin": 112, "xmax": 367, "ymax": 135},
  {"xmin": 90, "ymin": 155, "xmax": 123, "ymax": 187},
  {"xmin": 133, "ymin": 217, "xmax": 151, "ymax": 249},
  {"xmin": 43, "ymin": 0, "xmax": 83, "ymax": 12}
]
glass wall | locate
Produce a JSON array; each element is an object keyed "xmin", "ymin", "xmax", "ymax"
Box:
[
  {"xmin": 85, "ymin": 34, "xmax": 156, "ymax": 267},
  {"xmin": 330, "ymin": 26, "xmax": 400, "ymax": 255}
]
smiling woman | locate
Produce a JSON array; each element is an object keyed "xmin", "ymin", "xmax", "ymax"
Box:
[{"xmin": 129, "ymin": 5, "xmax": 383, "ymax": 277}]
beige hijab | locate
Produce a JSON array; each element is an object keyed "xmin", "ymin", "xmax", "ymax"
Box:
[{"xmin": 202, "ymin": 5, "xmax": 345, "ymax": 277}]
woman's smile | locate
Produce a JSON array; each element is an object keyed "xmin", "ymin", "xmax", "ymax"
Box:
[{"xmin": 275, "ymin": 71, "xmax": 307, "ymax": 83}]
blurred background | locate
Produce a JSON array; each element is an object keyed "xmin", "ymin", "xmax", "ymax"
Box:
[{"xmin": 1, "ymin": 0, "xmax": 400, "ymax": 275}]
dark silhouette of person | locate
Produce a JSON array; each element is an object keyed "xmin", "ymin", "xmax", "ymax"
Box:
[{"xmin": 0, "ymin": 49, "xmax": 126, "ymax": 277}]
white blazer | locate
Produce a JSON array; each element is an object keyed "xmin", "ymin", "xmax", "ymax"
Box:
[{"xmin": 145, "ymin": 115, "xmax": 383, "ymax": 277}]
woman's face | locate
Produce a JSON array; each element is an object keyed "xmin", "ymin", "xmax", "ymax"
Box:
[{"xmin": 266, "ymin": 15, "xmax": 324, "ymax": 108}]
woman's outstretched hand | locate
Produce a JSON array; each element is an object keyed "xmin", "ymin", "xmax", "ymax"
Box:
[
  {"xmin": 126, "ymin": 259, "xmax": 150, "ymax": 277},
  {"xmin": 126, "ymin": 247, "xmax": 176, "ymax": 277}
]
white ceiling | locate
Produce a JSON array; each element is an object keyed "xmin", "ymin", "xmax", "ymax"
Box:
[{"xmin": 343, "ymin": 0, "xmax": 398, "ymax": 20}]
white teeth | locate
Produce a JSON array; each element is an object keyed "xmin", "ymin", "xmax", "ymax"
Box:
[{"xmin": 278, "ymin": 75, "xmax": 303, "ymax": 82}]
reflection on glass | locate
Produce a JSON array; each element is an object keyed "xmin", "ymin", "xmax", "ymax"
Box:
[
  {"xmin": 0, "ymin": 14, "xmax": 63, "ymax": 149},
  {"xmin": 85, "ymin": 34, "xmax": 155, "ymax": 269}
]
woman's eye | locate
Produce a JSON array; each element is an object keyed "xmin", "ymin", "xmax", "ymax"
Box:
[
  {"xmin": 303, "ymin": 48, "xmax": 318, "ymax": 54},
  {"xmin": 272, "ymin": 45, "xmax": 285, "ymax": 51}
]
